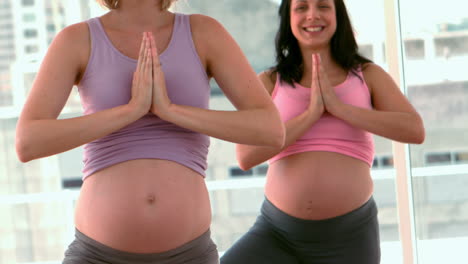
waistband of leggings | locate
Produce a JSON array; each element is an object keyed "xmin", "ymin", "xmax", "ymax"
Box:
[
  {"xmin": 74, "ymin": 228, "xmax": 213, "ymax": 263},
  {"xmin": 261, "ymin": 196, "xmax": 378, "ymax": 239}
]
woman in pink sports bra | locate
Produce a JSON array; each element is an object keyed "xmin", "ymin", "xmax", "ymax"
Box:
[
  {"xmin": 15, "ymin": 0, "xmax": 285, "ymax": 263},
  {"xmin": 221, "ymin": 0, "xmax": 425, "ymax": 263}
]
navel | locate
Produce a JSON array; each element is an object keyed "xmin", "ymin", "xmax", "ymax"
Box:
[{"xmin": 146, "ymin": 194, "xmax": 156, "ymax": 204}]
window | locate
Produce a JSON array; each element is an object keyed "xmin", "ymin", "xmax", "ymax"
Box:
[
  {"xmin": 403, "ymin": 0, "xmax": 468, "ymax": 262},
  {"xmin": 425, "ymin": 152, "xmax": 452, "ymax": 165},
  {"xmin": 21, "ymin": 0, "xmax": 34, "ymax": 7},
  {"xmin": 229, "ymin": 167, "xmax": 253, "ymax": 177},
  {"xmin": 24, "ymin": 45, "xmax": 38, "ymax": 54},
  {"xmin": 454, "ymin": 152, "xmax": 468, "ymax": 164},
  {"xmin": 404, "ymin": 39, "xmax": 425, "ymax": 59},
  {"xmin": 46, "ymin": 23, "xmax": 55, "ymax": 32},
  {"xmin": 229, "ymin": 164, "xmax": 268, "ymax": 178},
  {"xmin": 62, "ymin": 178, "xmax": 83, "ymax": 189},
  {"xmin": 359, "ymin": 44, "xmax": 374, "ymax": 61},
  {"xmin": 425, "ymin": 151, "xmax": 468, "ymax": 165},
  {"xmin": 373, "ymin": 155, "xmax": 394, "ymax": 169},
  {"xmin": 255, "ymin": 164, "xmax": 268, "ymax": 175},
  {"xmin": 23, "ymin": 29, "xmax": 37, "ymax": 38},
  {"xmin": 22, "ymin": 13, "xmax": 36, "ymax": 22},
  {"xmin": 435, "ymin": 35, "xmax": 468, "ymax": 57}
]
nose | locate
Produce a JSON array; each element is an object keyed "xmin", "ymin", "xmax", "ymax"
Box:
[{"xmin": 306, "ymin": 7, "xmax": 320, "ymax": 20}]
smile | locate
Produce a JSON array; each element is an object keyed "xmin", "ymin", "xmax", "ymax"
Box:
[{"xmin": 304, "ymin": 27, "xmax": 324, "ymax": 32}]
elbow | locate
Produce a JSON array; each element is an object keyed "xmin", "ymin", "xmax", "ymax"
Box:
[
  {"xmin": 412, "ymin": 129, "xmax": 425, "ymax": 145},
  {"xmin": 235, "ymin": 147, "xmax": 259, "ymax": 172},
  {"xmin": 16, "ymin": 148, "xmax": 32, "ymax": 163},
  {"xmin": 266, "ymin": 122, "xmax": 286, "ymax": 149},
  {"xmin": 238, "ymin": 160, "xmax": 254, "ymax": 172},
  {"xmin": 236, "ymin": 152, "xmax": 255, "ymax": 171},
  {"xmin": 406, "ymin": 119, "xmax": 425, "ymax": 144},
  {"xmin": 257, "ymin": 106, "xmax": 285, "ymax": 148},
  {"xmin": 412, "ymin": 118, "xmax": 426, "ymax": 144},
  {"xmin": 15, "ymin": 136, "xmax": 34, "ymax": 163}
]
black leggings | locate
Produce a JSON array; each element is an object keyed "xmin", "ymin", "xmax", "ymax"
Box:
[
  {"xmin": 221, "ymin": 197, "xmax": 380, "ymax": 264},
  {"xmin": 63, "ymin": 229, "xmax": 219, "ymax": 264}
]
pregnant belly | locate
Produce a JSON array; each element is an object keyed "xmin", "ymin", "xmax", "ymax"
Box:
[
  {"xmin": 265, "ymin": 151, "xmax": 374, "ymax": 220},
  {"xmin": 74, "ymin": 159, "xmax": 211, "ymax": 253}
]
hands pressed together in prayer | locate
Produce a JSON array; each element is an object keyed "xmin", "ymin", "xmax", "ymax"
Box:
[
  {"xmin": 308, "ymin": 53, "xmax": 342, "ymax": 118},
  {"xmin": 129, "ymin": 32, "xmax": 171, "ymax": 119}
]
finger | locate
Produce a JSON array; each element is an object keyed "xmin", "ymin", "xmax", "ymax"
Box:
[
  {"xmin": 143, "ymin": 34, "xmax": 151, "ymax": 73},
  {"xmin": 136, "ymin": 32, "xmax": 147, "ymax": 74},
  {"xmin": 317, "ymin": 53, "xmax": 326, "ymax": 81},
  {"xmin": 132, "ymin": 72, "xmax": 138, "ymax": 92},
  {"xmin": 149, "ymin": 32, "xmax": 162, "ymax": 73},
  {"xmin": 133, "ymin": 72, "xmax": 138, "ymax": 85},
  {"xmin": 142, "ymin": 33, "xmax": 151, "ymax": 80},
  {"xmin": 145, "ymin": 37, "xmax": 152, "ymax": 81},
  {"xmin": 312, "ymin": 54, "xmax": 318, "ymax": 90}
]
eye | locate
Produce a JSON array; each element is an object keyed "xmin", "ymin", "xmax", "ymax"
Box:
[{"xmin": 294, "ymin": 5, "xmax": 307, "ymax": 11}]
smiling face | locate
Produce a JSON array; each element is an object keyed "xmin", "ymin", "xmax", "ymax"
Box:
[{"xmin": 290, "ymin": 0, "xmax": 337, "ymax": 50}]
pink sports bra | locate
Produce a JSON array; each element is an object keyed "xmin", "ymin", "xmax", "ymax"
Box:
[{"xmin": 269, "ymin": 69, "xmax": 375, "ymax": 166}]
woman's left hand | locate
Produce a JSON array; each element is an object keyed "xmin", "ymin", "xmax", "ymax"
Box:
[
  {"xmin": 148, "ymin": 32, "xmax": 172, "ymax": 119},
  {"xmin": 317, "ymin": 55, "xmax": 341, "ymax": 115}
]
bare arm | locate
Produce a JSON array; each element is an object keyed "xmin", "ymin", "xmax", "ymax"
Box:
[
  {"xmin": 15, "ymin": 27, "xmax": 153, "ymax": 162},
  {"xmin": 150, "ymin": 15, "xmax": 285, "ymax": 148},
  {"xmin": 321, "ymin": 63, "xmax": 425, "ymax": 144},
  {"xmin": 236, "ymin": 54, "xmax": 325, "ymax": 170}
]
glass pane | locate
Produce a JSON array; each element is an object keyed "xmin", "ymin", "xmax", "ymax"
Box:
[
  {"xmin": 0, "ymin": 1, "xmax": 101, "ymax": 263},
  {"xmin": 328, "ymin": 0, "xmax": 404, "ymax": 262},
  {"xmin": 0, "ymin": 202, "xmax": 74, "ymax": 264},
  {"xmin": 401, "ymin": 0, "xmax": 468, "ymax": 262},
  {"xmin": 209, "ymin": 188, "xmax": 265, "ymax": 252}
]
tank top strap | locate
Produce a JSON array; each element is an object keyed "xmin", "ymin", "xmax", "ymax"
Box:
[
  {"xmin": 175, "ymin": 13, "xmax": 192, "ymax": 49},
  {"xmin": 271, "ymin": 72, "xmax": 281, "ymax": 99},
  {"xmin": 86, "ymin": 18, "xmax": 108, "ymax": 52},
  {"xmin": 177, "ymin": 12, "xmax": 189, "ymax": 32},
  {"xmin": 354, "ymin": 64, "xmax": 366, "ymax": 79},
  {"xmin": 159, "ymin": 13, "xmax": 189, "ymax": 59}
]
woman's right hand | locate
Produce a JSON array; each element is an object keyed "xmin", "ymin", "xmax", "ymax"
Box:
[
  {"xmin": 128, "ymin": 32, "xmax": 153, "ymax": 117},
  {"xmin": 307, "ymin": 53, "xmax": 325, "ymax": 117}
]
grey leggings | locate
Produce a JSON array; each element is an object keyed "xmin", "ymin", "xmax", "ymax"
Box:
[
  {"xmin": 221, "ymin": 197, "xmax": 380, "ymax": 264},
  {"xmin": 63, "ymin": 229, "xmax": 219, "ymax": 264}
]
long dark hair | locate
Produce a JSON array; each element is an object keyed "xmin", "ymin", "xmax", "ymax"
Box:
[{"xmin": 272, "ymin": 0, "xmax": 372, "ymax": 86}]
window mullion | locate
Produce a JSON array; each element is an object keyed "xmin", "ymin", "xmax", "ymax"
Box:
[{"xmin": 384, "ymin": 0, "xmax": 419, "ymax": 263}]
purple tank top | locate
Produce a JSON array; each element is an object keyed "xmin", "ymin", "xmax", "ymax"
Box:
[{"xmin": 78, "ymin": 13, "xmax": 211, "ymax": 179}]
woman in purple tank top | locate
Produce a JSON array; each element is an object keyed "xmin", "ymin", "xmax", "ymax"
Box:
[
  {"xmin": 221, "ymin": 1, "xmax": 425, "ymax": 264},
  {"xmin": 15, "ymin": 0, "xmax": 285, "ymax": 263}
]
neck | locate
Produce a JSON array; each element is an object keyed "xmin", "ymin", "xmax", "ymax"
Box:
[{"xmin": 109, "ymin": 0, "xmax": 170, "ymax": 30}]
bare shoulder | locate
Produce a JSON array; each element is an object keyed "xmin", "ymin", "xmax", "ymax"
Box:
[
  {"xmin": 49, "ymin": 22, "xmax": 91, "ymax": 83},
  {"xmin": 189, "ymin": 14, "xmax": 225, "ymax": 35},
  {"xmin": 258, "ymin": 70, "xmax": 277, "ymax": 95},
  {"xmin": 361, "ymin": 63, "xmax": 396, "ymax": 94},
  {"xmin": 53, "ymin": 22, "xmax": 90, "ymax": 50},
  {"xmin": 189, "ymin": 14, "xmax": 243, "ymax": 78},
  {"xmin": 189, "ymin": 14, "xmax": 235, "ymax": 51},
  {"xmin": 50, "ymin": 22, "xmax": 90, "ymax": 63},
  {"xmin": 361, "ymin": 63, "xmax": 391, "ymax": 83}
]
